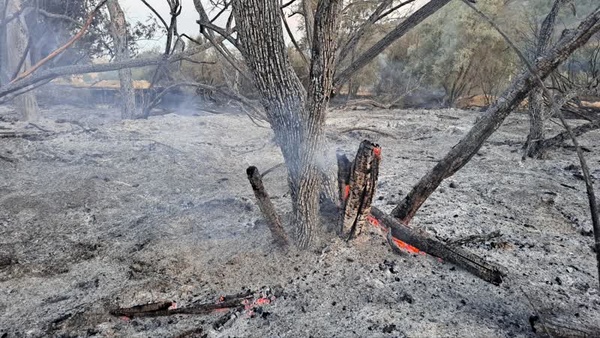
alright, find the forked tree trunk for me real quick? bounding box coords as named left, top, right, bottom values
left=233, top=0, right=342, bottom=249
left=392, top=8, right=600, bottom=223
left=107, top=0, right=137, bottom=120
left=5, top=0, right=40, bottom=121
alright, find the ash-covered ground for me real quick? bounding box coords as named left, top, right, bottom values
left=0, top=104, right=599, bottom=337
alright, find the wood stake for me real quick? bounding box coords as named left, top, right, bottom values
left=246, top=166, right=289, bottom=248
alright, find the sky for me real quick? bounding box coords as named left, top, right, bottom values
left=119, top=0, right=206, bottom=50
left=118, top=0, right=429, bottom=51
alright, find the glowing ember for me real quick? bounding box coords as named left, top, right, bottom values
left=343, top=185, right=350, bottom=201
left=373, top=147, right=382, bottom=159
left=367, top=215, right=423, bottom=254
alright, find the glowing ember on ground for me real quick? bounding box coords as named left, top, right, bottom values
left=367, top=215, right=423, bottom=254
left=343, top=185, right=350, bottom=201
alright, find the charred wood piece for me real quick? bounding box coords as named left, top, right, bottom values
left=370, top=207, right=507, bottom=285
left=110, top=294, right=252, bottom=318
left=246, top=166, right=289, bottom=248
left=338, top=140, right=381, bottom=240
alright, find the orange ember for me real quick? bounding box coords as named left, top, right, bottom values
left=343, top=185, right=350, bottom=201
left=366, top=215, right=422, bottom=254
left=373, top=147, right=382, bottom=159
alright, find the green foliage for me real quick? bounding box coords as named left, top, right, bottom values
left=379, top=0, right=519, bottom=106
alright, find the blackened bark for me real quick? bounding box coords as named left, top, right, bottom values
left=340, top=141, right=381, bottom=240
left=371, top=207, right=507, bottom=285
left=107, top=0, right=137, bottom=119
left=392, top=8, right=600, bottom=223
left=233, top=0, right=342, bottom=249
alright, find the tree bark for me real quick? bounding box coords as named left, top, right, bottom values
left=233, top=0, right=341, bottom=249
left=339, top=141, right=381, bottom=240
left=525, top=0, right=566, bottom=158
left=392, top=7, right=600, bottom=223
left=5, top=0, right=39, bottom=121
left=107, top=0, right=137, bottom=119
left=333, top=0, right=452, bottom=90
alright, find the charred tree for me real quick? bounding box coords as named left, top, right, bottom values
left=524, top=0, right=566, bottom=159
left=107, top=0, right=138, bottom=119
left=338, top=140, right=381, bottom=240
left=233, top=0, right=342, bottom=249
left=392, top=7, right=600, bottom=223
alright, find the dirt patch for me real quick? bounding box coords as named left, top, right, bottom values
left=1, top=105, right=599, bottom=337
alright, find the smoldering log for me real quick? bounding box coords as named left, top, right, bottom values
left=370, top=207, right=507, bottom=285
left=246, top=166, right=289, bottom=248
left=339, top=140, right=381, bottom=240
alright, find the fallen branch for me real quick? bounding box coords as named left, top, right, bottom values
left=110, top=297, right=246, bottom=318
left=246, top=166, right=289, bottom=248
left=371, top=207, right=507, bottom=285
left=461, top=0, right=600, bottom=288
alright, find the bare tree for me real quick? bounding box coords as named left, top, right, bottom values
left=232, top=0, right=342, bottom=248
left=107, top=0, right=137, bottom=119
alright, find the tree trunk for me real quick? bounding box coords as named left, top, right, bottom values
left=107, top=0, right=137, bottom=120
left=233, top=0, right=341, bottom=249
left=392, top=8, right=600, bottom=223
left=5, top=0, right=39, bottom=121
left=524, top=88, right=546, bottom=158
left=303, top=0, right=315, bottom=49
left=525, top=0, right=565, bottom=158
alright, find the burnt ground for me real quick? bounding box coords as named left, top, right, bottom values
left=0, top=104, right=599, bottom=337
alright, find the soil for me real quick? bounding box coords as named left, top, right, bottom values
left=0, top=104, right=599, bottom=338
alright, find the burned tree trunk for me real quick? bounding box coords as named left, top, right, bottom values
left=107, top=0, right=137, bottom=120
left=338, top=140, right=381, bottom=240
left=233, top=0, right=342, bottom=249
left=524, top=0, right=566, bottom=158
left=392, top=8, right=600, bottom=223
left=246, top=166, right=289, bottom=248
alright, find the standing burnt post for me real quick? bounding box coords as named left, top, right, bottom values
left=246, top=166, right=289, bottom=248
left=338, top=140, right=507, bottom=285
left=339, top=140, right=381, bottom=240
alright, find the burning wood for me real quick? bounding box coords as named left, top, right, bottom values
left=370, top=207, right=507, bottom=285
left=339, top=140, right=381, bottom=240
left=338, top=140, right=508, bottom=285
